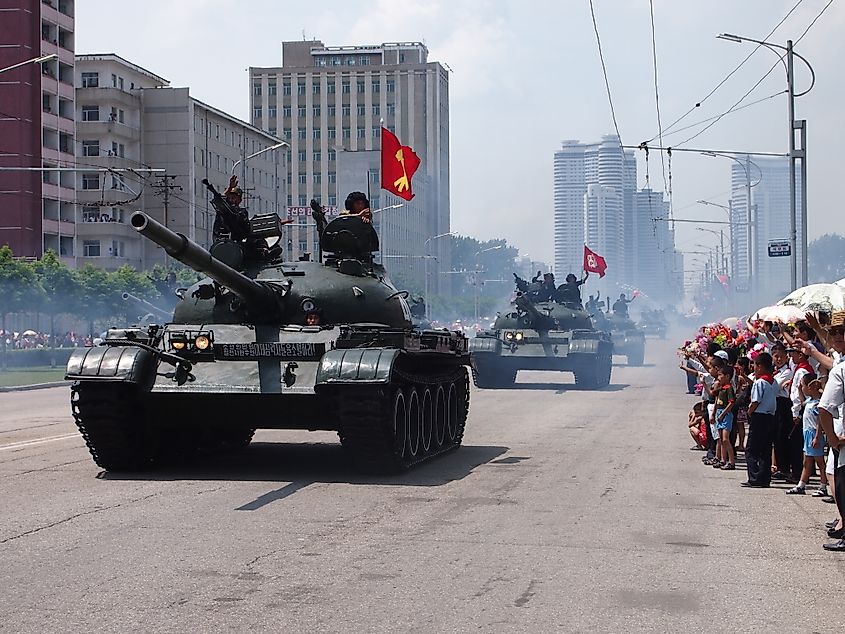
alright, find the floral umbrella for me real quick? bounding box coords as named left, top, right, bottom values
left=753, top=304, right=808, bottom=324
left=777, top=283, right=845, bottom=313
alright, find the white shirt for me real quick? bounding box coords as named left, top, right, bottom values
left=790, top=366, right=810, bottom=418
left=819, top=360, right=845, bottom=468
left=774, top=363, right=793, bottom=399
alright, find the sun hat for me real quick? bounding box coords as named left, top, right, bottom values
left=713, top=350, right=729, bottom=360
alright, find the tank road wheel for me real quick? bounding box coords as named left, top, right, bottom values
left=472, top=363, right=516, bottom=389
left=406, top=388, right=422, bottom=458
left=391, top=388, right=408, bottom=461
left=70, top=382, right=155, bottom=471
left=600, top=353, right=612, bottom=387
left=627, top=345, right=645, bottom=367
left=574, top=356, right=600, bottom=389
left=446, top=382, right=459, bottom=444
left=420, top=388, right=434, bottom=453
left=452, top=368, right=470, bottom=447
left=433, top=385, right=447, bottom=449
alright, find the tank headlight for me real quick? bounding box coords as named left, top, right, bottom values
left=194, top=335, right=211, bottom=350
left=171, top=340, right=186, bottom=350
left=301, top=299, right=316, bottom=313
left=504, top=331, right=514, bottom=341
left=515, top=331, right=524, bottom=341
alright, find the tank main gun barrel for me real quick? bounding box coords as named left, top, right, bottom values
left=514, top=294, right=555, bottom=331
left=130, top=211, right=278, bottom=313
left=121, top=292, right=170, bottom=321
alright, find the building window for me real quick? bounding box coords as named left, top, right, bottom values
left=327, top=105, right=336, bottom=117
left=42, top=94, right=51, bottom=112
left=268, top=127, right=276, bottom=136
left=328, top=171, right=336, bottom=183
left=297, top=150, right=307, bottom=162
left=328, top=195, right=337, bottom=206
left=298, top=173, right=307, bottom=184
left=313, top=151, right=321, bottom=162
left=111, top=73, right=118, bottom=87
left=341, top=105, right=351, bottom=116
left=313, top=173, right=321, bottom=184
left=283, top=127, right=291, bottom=140
left=268, top=105, right=277, bottom=118
left=327, top=128, right=336, bottom=140
left=111, top=240, right=125, bottom=257
left=372, top=81, right=380, bottom=93
left=313, top=129, right=321, bottom=140
left=283, top=105, right=291, bottom=117
left=357, top=105, right=366, bottom=116
left=81, top=72, right=99, bottom=88
left=119, top=77, right=124, bottom=90
left=268, top=81, right=277, bottom=96
left=342, top=81, right=350, bottom=94
left=357, top=80, right=365, bottom=93
left=357, top=126, right=366, bottom=139
left=283, top=82, right=291, bottom=95
left=82, top=173, right=100, bottom=190
left=297, top=82, right=306, bottom=95
left=313, top=105, right=321, bottom=117
left=298, top=195, right=308, bottom=206
left=386, top=103, right=396, bottom=115
left=297, top=105, right=306, bottom=117
left=360, top=56, right=371, bottom=66
left=386, top=79, right=395, bottom=93
left=81, top=105, right=99, bottom=122
left=342, top=127, right=351, bottom=139
left=82, top=140, right=99, bottom=157
left=371, top=196, right=380, bottom=209
left=83, top=240, right=101, bottom=257
left=372, top=104, right=381, bottom=116
left=298, top=127, right=306, bottom=140
left=328, top=149, right=336, bottom=161
left=299, top=240, right=308, bottom=251
left=253, top=107, right=262, bottom=119
left=313, top=84, right=321, bottom=94
left=253, top=83, right=262, bottom=96
left=327, top=83, right=336, bottom=94
left=370, top=170, right=380, bottom=183
left=372, top=127, right=380, bottom=138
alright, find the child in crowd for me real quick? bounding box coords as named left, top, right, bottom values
left=733, top=357, right=752, bottom=452
left=714, top=365, right=737, bottom=470
left=688, top=402, right=708, bottom=450
left=786, top=373, right=830, bottom=496
left=743, top=352, right=778, bottom=488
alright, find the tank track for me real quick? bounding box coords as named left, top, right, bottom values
left=573, top=352, right=612, bottom=388
left=471, top=364, right=516, bottom=389
left=335, top=364, right=470, bottom=474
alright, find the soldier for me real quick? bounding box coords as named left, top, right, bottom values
left=613, top=293, right=635, bottom=316
left=211, top=175, right=250, bottom=242
left=536, top=273, right=557, bottom=302
left=557, top=272, right=589, bottom=307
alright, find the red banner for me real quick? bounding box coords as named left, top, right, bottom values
left=583, top=245, right=607, bottom=278
left=381, top=127, right=420, bottom=201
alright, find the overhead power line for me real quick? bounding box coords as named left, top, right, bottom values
left=648, top=0, right=667, bottom=195
left=588, top=0, right=622, bottom=142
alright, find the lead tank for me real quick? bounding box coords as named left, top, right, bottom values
left=66, top=187, right=470, bottom=474
left=469, top=275, right=612, bottom=388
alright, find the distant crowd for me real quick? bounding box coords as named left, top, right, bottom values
left=1, top=330, right=96, bottom=350
left=679, top=313, right=845, bottom=553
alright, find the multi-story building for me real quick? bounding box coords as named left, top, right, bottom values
left=730, top=155, right=803, bottom=305
left=553, top=136, right=636, bottom=292
left=0, top=0, right=76, bottom=262
left=249, top=40, right=451, bottom=294
left=73, top=54, right=282, bottom=270
left=631, top=188, right=682, bottom=303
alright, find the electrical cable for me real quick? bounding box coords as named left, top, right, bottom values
left=588, top=0, right=622, bottom=143
left=660, top=90, right=786, bottom=139
left=648, top=0, right=667, bottom=194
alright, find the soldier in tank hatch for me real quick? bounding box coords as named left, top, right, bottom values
left=613, top=293, right=635, bottom=316
left=557, top=272, right=590, bottom=307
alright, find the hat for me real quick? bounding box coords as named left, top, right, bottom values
left=713, top=350, right=729, bottom=360
left=829, top=310, right=845, bottom=329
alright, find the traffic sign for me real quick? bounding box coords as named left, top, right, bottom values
left=768, top=240, right=791, bottom=258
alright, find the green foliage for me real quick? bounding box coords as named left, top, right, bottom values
left=809, top=234, right=845, bottom=283
left=33, top=250, right=79, bottom=318
left=0, top=246, right=41, bottom=319
left=447, top=235, right=518, bottom=303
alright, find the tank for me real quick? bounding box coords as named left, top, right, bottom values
left=638, top=309, right=668, bottom=340
left=66, top=192, right=470, bottom=474
left=469, top=275, right=613, bottom=388
left=593, top=310, right=646, bottom=366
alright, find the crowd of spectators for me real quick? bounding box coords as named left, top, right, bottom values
left=679, top=311, right=845, bottom=553
left=0, top=330, right=95, bottom=349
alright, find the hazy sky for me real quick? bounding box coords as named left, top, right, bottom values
left=76, top=0, right=844, bottom=268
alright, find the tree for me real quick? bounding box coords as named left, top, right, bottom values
left=0, top=246, right=42, bottom=369
left=75, top=264, right=119, bottom=337
left=808, top=234, right=845, bottom=284
left=33, top=250, right=79, bottom=353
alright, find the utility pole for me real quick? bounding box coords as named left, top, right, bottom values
left=787, top=39, right=797, bottom=292
left=152, top=174, right=182, bottom=268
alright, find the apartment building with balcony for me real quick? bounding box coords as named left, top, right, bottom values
left=0, top=0, right=76, bottom=261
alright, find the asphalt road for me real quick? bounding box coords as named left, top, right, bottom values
left=1, top=338, right=842, bottom=633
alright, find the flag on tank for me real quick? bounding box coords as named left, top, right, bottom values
left=583, top=245, right=607, bottom=278
left=381, top=127, right=421, bottom=201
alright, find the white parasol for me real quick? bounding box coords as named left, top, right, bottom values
left=777, top=283, right=845, bottom=313
left=752, top=304, right=808, bottom=324
left=21, top=330, right=37, bottom=337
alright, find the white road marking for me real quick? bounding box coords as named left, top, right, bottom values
left=0, top=433, right=80, bottom=452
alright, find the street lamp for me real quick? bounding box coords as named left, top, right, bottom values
left=423, top=232, right=456, bottom=322
left=0, top=53, right=57, bottom=75
left=474, top=245, right=504, bottom=323
left=697, top=200, right=733, bottom=280
left=718, top=32, right=815, bottom=288
left=695, top=227, right=726, bottom=276
left=701, top=152, right=761, bottom=298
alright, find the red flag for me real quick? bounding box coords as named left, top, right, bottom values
left=583, top=245, right=607, bottom=278
left=381, top=127, right=420, bottom=201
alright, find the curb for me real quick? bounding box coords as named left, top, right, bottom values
left=0, top=381, right=68, bottom=393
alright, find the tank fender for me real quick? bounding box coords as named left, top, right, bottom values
left=315, top=348, right=400, bottom=385
left=66, top=345, right=157, bottom=389
left=468, top=337, right=500, bottom=353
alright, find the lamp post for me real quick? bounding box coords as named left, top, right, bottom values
left=696, top=200, right=734, bottom=281
left=718, top=33, right=815, bottom=289
left=474, top=245, right=504, bottom=323
left=423, top=232, right=456, bottom=322
left=695, top=228, right=726, bottom=276
left=0, top=53, right=57, bottom=75
left=701, top=152, right=761, bottom=300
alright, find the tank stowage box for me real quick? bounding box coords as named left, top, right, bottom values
left=469, top=275, right=613, bottom=388
left=66, top=201, right=470, bottom=474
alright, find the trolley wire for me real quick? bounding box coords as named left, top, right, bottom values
left=588, top=0, right=622, bottom=143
